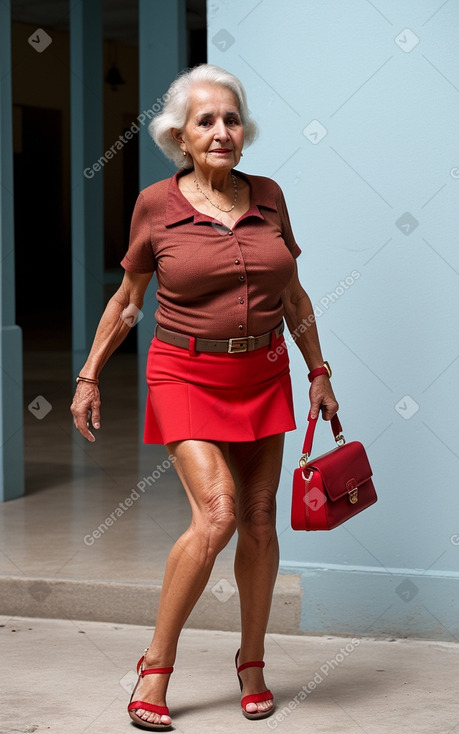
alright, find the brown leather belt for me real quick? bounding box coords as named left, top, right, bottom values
left=155, top=322, right=284, bottom=354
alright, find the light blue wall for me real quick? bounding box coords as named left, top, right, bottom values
left=208, top=0, right=459, bottom=640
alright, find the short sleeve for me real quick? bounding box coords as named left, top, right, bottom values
left=277, top=187, right=302, bottom=259
left=120, top=192, right=157, bottom=273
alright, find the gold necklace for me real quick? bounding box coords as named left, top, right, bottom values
left=194, top=173, right=238, bottom=212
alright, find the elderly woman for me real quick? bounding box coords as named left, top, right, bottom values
left=71, top=63, right=338, bottom=730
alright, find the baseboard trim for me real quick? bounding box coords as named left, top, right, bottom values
left=279, top=563, right=459, bottom=641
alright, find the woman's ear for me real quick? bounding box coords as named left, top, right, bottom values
left=171, top=128, right=184, bottom=147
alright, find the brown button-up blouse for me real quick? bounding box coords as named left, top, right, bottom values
left=120, top=169, right=301, bottom=339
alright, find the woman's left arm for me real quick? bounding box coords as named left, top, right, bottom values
left=282, top=263, right=339, bottom=420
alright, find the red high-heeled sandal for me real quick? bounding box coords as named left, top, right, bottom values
left=128, top=651, right=174, bottom=731
left=235, top=649, right=274, bottom=720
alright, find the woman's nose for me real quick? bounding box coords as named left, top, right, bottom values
left=214, top=119, right=230, bottom=140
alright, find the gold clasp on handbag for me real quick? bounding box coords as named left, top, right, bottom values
left=346, top=478, right=358, bottom=504
left=335, top=433, right=346, bottom=447
left=299, top=453, right=309, bottom=468
left=349, top=488, right=358, bottom=504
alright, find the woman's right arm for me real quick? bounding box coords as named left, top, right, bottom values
left=70, top=270, right=154, bottom=442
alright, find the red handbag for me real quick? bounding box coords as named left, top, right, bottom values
left=291, top=414, right=377, bottom=531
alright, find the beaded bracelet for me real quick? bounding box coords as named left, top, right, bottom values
left=76, top=375, right=99, bottom=385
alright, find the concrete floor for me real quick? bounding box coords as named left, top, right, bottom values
left=1, top=616, right=459, bottom=733
left=1, top=347, right=459, bottom=733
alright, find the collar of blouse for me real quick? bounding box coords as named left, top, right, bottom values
left=165, top=169, right=279, bottom=227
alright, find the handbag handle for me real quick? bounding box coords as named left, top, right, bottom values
left=299, top=412, right=345, bottom=467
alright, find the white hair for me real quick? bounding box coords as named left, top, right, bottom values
left=148, top=64, right=259, bottom=168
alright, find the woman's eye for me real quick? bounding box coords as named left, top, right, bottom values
left=198, top=118, right=240, bottom=127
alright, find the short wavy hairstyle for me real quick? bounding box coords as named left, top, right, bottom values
left=148, top=64, right=259, bottom=168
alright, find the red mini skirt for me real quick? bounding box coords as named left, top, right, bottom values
left=143, top=328, right=296, bottom=445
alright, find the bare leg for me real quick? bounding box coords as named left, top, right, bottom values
left=229, top=433, right=285, bottom=716
left=132, top=439, right=236, bottom=726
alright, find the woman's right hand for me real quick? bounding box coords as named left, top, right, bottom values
left=70, top=382, right=101, bottom=442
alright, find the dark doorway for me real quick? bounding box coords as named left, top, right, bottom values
left=14, top=105, right=71, bottom=350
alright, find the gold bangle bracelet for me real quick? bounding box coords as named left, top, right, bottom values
left=76, top=376, right=99, bottom=385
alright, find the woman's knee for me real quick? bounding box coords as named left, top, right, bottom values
left=237, top=489, right=277, bottom=542
left=194, top=480, right=237, bottom=555
left=170, top=440, right=237, bottom=543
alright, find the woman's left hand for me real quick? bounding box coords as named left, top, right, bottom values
left=309, top=375, right=339, bottom=420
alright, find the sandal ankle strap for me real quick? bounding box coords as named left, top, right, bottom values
left=136, top=654, right=174, bottom=676
left=141, top=666, right=174, bottom=677
left=237, top=659, right=265, bottom=674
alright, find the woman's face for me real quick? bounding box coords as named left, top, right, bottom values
left=176, top=83, right=245, bottom=175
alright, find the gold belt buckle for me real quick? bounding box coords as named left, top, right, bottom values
left=228, top=337, right=248, bottom=353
